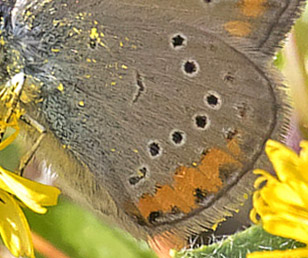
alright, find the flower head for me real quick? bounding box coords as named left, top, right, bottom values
left=248, top=139, right=308, bottom=257
left=0, top=165, right=61, bottom=258
left=0, top=73, right=61, bottom=257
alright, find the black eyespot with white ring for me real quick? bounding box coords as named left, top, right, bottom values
left=193, top=113, right=210, bottom=130
left=204, top=91, right=222, bottom=110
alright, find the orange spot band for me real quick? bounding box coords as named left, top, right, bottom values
left=138, top=146, right=242, bottom=220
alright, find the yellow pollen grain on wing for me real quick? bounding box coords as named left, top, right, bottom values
left=0, top=36, right=5, bottom=46
left=224, top=21, right=252, bottom=37
left=211, top=218, right=226, bottom=231
left=72, top=27, right=81, bottom=34
left=240, top=0, right=267, bottom=18
left=90, top=27, right=99, bottom=40
left=99, top=42, right=107, bottom=48
left=51, top=48, right=60, bottom=53
left=57, top=83, right=64, bottom=92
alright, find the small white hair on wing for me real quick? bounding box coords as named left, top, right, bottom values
left=11, top=0, right=28, bottom=29
left=36, top=160, right=58, bottom=186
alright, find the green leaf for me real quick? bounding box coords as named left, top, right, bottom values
left=24, top=197, right=157, bottom=258
left=172, top=225, right=305, bottom=258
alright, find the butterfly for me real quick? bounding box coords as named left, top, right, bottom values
left=0, top=0, right=305, bottom=256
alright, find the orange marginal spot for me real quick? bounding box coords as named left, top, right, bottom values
left=137, top=146, right=242, bottom=220
left=240, top=0, right=267, bottom=18
left=224, top=21, right=252, bottom=37
left=227, top=138, right=241, bottom=157
left=148, top=233, right=185, bottom=258
left=32, top=231, right=69, bottom=258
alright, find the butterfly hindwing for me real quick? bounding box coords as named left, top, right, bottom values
left=8, top=0, right=301, bottom=243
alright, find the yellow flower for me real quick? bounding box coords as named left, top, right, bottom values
left=248, top=139, right=308, bottom=258
left=0, top=72, right=61, bottom=257
left=0, top=166, right=61, bottom=258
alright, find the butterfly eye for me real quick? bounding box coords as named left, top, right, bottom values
left=193, top=114, right=210, bottom=130
left=182, top=60, right=199, bottom=77
left=148, top=141, right=162, bottom=158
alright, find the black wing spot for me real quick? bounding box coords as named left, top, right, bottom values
left=182, top=60, right=199, bottom=77
left=148, top=141, right=162, bottom=158
left=89, top=39, right=97, bottom=49
left=170, top=130, right=186, bottom=146
left=128, top=176, right=140, bottom=185
left=193, top=114, right=210, bottom=130
left=148, top=211, right=161, bottom=224
left=129, top=166, right=148, bottom=185
left=204, top=91, right=222, bottom=110
left=194, top=188, right=208, bottom=203
left=171, top=34, right=187, bottom=49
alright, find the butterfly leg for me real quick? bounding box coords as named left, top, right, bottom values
left=18, top=114, right=46, bottom=176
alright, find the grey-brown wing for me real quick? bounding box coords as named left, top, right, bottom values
left=9, top=0, right=299, bottom=242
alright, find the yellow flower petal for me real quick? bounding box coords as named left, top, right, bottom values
left=265, top=140, right=304, bottom=183
left=253, top=169, right=271, bottom=188
left=262, top=213, right=308, bottom=245
left=252, top=191, right=272, bottom=218
left=261, top=180, right=306, bottom=209
left=247, top=247, right=308, bottom=258
left=0, top=166, right=60, bottom=213
left=0, top=190, right=34, bottom=258
left=251, top=140, right=308, bottom=257
left=249, top=206, right=259, bottom=224
left=0, top=120, right=19, bottom=151
left=299, top=141, right=308, bottom=163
